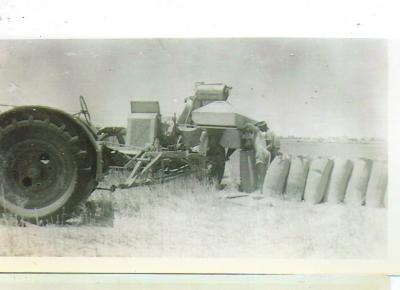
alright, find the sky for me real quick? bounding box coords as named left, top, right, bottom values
left=0, top=38, right=387, bottom=138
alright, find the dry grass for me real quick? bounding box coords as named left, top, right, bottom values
left=0, top=142, right=387, bottom=258
left=0, top=174, right=386, bottom=258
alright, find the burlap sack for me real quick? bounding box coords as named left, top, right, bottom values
left=284, top=155, right=310, bottom=201
left=325, top=158, right=353, bottom=204
left=365, top=160, right=387, bottom=208
left=304, top=157, right=333, bottom=204
left=263, top=155, right=290, bottom=197
left=344, top=158, right=373, bottom=206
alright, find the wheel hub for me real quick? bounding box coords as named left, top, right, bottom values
left=26, top=166, right=41, bottom=179
left=10, top=141, right=56, bottom=192
left=2, top=138, right=74, bottom=209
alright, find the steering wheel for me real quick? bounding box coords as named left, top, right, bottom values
left=79, top=95, right=92, bottom=124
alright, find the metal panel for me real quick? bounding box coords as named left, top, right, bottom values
left=130, top=101, right=160, bottom=114
left=192, top=101, right=256, bottom=128
left=126, top=113, right=158, bottom=148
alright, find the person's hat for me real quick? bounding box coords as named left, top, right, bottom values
left=255, top=121, right=268, bottom=131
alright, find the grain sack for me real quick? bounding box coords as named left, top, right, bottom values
left=303, top=158, right=333, bottom=204
left=365, top=161, right=387, bottom=208
left=325, top=158, right=353, bottom=204
left=344, top=158, right=372, bottom=206
left=284, top=155, right=310, bottom=201
left=240, top=150, right=258, bottom=193
left=263, top=155, right=290, bottom=197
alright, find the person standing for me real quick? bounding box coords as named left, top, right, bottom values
left=198, top=129, right=226, bottom=189
left=244, top=123, right=271, bottom=194
left=256, top=121, right=280, bottom=161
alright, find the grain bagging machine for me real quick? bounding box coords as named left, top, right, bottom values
left=0, top=83, right=271, bottom=222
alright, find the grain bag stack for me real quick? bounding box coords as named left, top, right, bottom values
left=325, top=158, right=353, bottom=204
left=365, top=160, right=387, bottom=208
left=284, top=155, right=310, bottom=201
left=344, top=158, right=373, bottom=206
left=303, top=157, right=333, bottom=204
left=263, top=155, right=290, bottom=197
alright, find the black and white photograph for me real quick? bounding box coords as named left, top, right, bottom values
left=0, top=38, right=389, bottom=260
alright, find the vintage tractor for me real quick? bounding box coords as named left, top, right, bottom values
left=0, top=83, right=271, bottom=222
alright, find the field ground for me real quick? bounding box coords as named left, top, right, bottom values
left=0, top=141, right=387, bottom=257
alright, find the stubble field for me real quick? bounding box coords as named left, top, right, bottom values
left=0, top=140, right=387, bottom=258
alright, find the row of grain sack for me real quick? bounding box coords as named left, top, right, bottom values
left=262, top=155, right=388, bottom=207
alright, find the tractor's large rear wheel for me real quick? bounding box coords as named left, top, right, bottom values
left=0, top=114, right=97, bottom=223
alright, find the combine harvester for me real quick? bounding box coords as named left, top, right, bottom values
left=0, top=83, right=387, bottom=223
